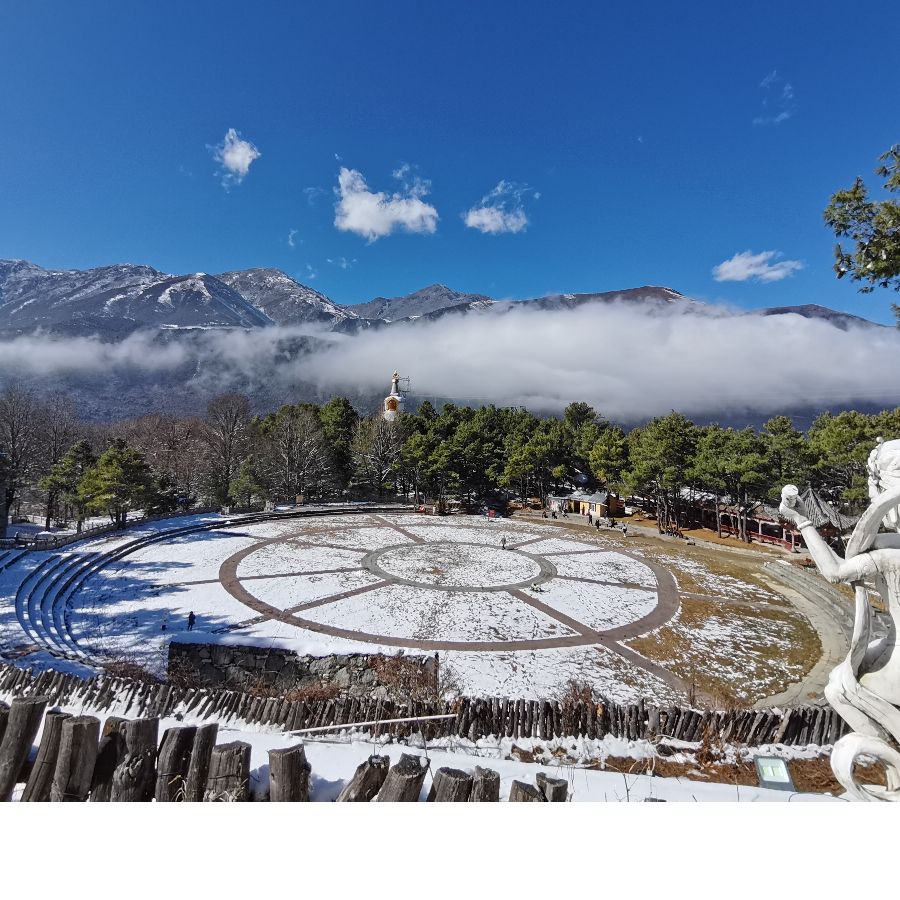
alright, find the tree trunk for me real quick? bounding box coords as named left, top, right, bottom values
left=509, top=780, right=546, bottom=802
left=203, top=741, right=251, bottom=802
left=426, top=767, right=472, bottom=802
left=90, top=729, right=127, bottom=802
left=155, top=726, right=197, bottom=802
left=376, top=753, right=428, bottom=802
left=536, top=771, right=568, bottom=802
left=183, top=721, right=218, bottom=802
left=110, top=718, right=159, bottom=802
left=470, top=766, right=500, bottom=802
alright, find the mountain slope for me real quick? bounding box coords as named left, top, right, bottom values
left=215, top=268, right=357, bottom=328
left=347, top=283, right=496, bottom=321
left=748, top=304, right=885, bottom=330
left=0, top=259, right=273, bottom=340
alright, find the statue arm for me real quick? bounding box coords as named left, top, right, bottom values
left=779, top=486, right=875, bottom=584
left=795, top=520, right=877, bottom=583
left=872, top=533, right=900, bottom=550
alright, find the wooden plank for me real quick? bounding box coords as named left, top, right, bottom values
left=269, top=744, right=311, bottom=802
left=51, top=715, right=100, bottom=802
left=110, top=718, right=159, bottom=802
left=336, top=755, right=390, bottom=802
left=203, top=741, right=251, bottom=802
left=427, top=767, right=472, bottom=802
left=536, top=771, right=568, bottom=802
left=21, top=711, right=72, bottom=802
left=155, top=726, right=197, bottom=802
left=0, top=695, right=49, bottom=801
left=0, top=701, right=8, bottom=749
left=182, top=721, right=219, bottom=802
left=376, top=753, right=429, bottom=802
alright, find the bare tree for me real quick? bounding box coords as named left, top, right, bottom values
left=352, top=416, right=403, bottom=497
left=38, top=392, right=81, bottom=528
left=260, top=406, right=332, bottom=501
left=0, top=384, right=41, bottom=536
left=203, top=394, right=250, bottom=505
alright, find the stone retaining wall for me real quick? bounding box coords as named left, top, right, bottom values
left=168, top=641, right=437, bottom=699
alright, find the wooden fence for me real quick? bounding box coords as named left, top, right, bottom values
left=0, top=662, right=845, bottom=749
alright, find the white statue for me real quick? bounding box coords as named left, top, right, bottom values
left=779, top=438, right=900, bottom=801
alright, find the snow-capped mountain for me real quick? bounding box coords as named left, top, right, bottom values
left=0, top=260, right=273, bottom=339
left=215, top=267, right=358, bottom=328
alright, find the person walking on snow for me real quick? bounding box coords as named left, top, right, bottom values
left=501, top=536, right=507, bottom=550
left=187, top=611, right=196, bottom=631
left=622, top=524, right=628, bottom=538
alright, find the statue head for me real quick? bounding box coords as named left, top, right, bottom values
left=868, top=437, right=900, bottom=530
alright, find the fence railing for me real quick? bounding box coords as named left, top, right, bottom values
left=0, top=661, right=843, bottom=749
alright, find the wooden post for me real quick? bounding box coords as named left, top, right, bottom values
left=376, top=753, right=429, bottom=802
left=336, top=755, right=390, bottom=802
left=155, top=726, right=197, bottom=802
left=51, top=715, right=100, bottom=802
left=110, top=717, right=159, bottom=802
left=0, top=701, right=9, bottom=748
left=203, top=741, right=251, bottom=802
left=536, top=771, right=568, bottom=802
left=21, top=711, right=71, bottom=802
left=426, top=767, right=472, bottom=802
left=90, top=728, right=127, bottom=802
left=470, top=766, right=500, bottom=802
left=509, top=780, right=546, bottom=802
left=268, top=744, right=311, bottom=802
left=183, top=722, right=218, bottom=802
left=0, top=695, right=49, bottom=801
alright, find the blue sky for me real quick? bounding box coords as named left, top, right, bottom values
left=1, top=1, right=899, bottom=321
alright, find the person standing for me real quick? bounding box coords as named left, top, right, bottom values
left=187, top=611, right=196, bottom=631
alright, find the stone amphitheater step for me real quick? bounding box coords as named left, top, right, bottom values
left=0, top=549, right=28, bottom=572
left=39, top=553, right=99, bottom=657
left=27, top=554, right=74, bottom=650
left=14, top=553, right=64, bottom=647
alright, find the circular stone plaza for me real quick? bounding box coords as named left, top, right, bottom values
left=1, top=508, right=823, bottom=705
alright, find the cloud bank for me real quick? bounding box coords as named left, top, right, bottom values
left=334, top=167, right=438, bottom=241
left=210, top=128, right=261, bottom=186
left=712, top=250, right=803, bottom=283
left=2, top=304, right=897, bottom=425
left=464, top=181, right=532, bottom=234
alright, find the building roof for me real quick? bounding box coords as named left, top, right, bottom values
left=798, top=488, right=860, bottom=532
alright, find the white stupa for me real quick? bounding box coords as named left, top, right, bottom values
left=383, top=371, right=405, bottom=422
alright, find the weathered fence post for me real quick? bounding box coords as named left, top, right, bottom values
left=0, top=695, right=49, bottom=801
left=0, top=701, right=9, bottom=748
left=90, top=724, right=127, bottom=802
left=470, top=766, right=500, bottom=802
left=204, top=741, right=251, bottom=802
left=536, top=771, right=568, bottom=802
left=336, top=755, right=390, bottom=802
left=155, top=726, right=197, bottom=802
left=51, top=715, right=100, bottom=802
left=427, top=767, right=473, bottom=802
left=183, top=722, right=218, bottom=802
left=376, top=753, right=429, bottom=802
left=268, top=744, right=311, bottom=802
left=110, top=718, right=159, bottom=802
left=509, top=780, right=546, bottom=802
left=21, top=710, right=71, bottom=802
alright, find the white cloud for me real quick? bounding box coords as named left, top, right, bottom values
left=334, top=167, right=439, bottom=241
left=464, top=181, right=532, bottom=234
left=287, top=229, right=299, bottom=248
left=209, top=128, right=261, bottom=187
left=712, top=250, right=803, bottom=283
left=327, top=257, right=354, bottom=269
left=753, top=71, right=796, bottom=125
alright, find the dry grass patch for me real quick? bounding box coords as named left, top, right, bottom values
left=626, top=596, right=820, bottom=704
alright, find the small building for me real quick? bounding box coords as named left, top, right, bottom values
left=547, top=491, right=619, bottom=517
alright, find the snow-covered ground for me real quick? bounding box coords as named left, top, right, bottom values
left=0, top=512, right=822, bottom=707
left=5, top=512, right=684, bottom=701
